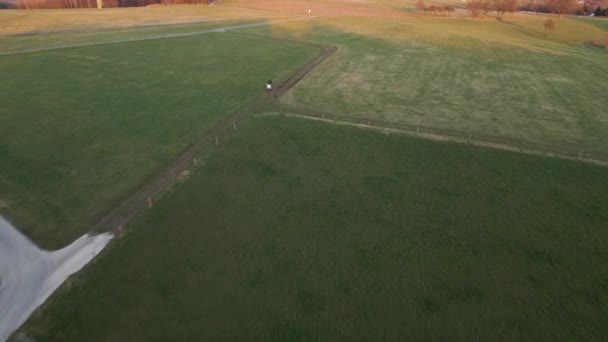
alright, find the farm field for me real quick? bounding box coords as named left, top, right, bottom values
left=0, top=19, right=271, bottom=53
left=241, top=11, right=608, bottom=155
left=2, top=0, right=608, bottom=340
left=0, top=29, right=320, bottom=248
left=0, top=4, right=282, bottom=34
left=18, top=115, right=608, bottom=341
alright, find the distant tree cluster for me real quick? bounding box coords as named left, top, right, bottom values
left=15, top=0, right=208, bottom=8
left=466, top=0, right=518, bottom=18
left=416, top=1, right=455, bottom=15
left=589, top=5, right=608, bottom=15
left=518, top=0, right=605, bottom=15
left=0, top=0, right=15, bottom=8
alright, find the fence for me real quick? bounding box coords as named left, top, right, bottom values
left=273, top=103, right=608, bottom=167
left=90, top=38, right=337, bottom=237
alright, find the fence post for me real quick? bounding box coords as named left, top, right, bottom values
left=215, top=136, right=219, bottom=146
left=147, top=196, right=152, bottom=209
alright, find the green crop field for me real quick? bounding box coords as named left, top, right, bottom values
left=0, top=30, right=319, bottom=248
left=20, top=115, right=608, bottom=341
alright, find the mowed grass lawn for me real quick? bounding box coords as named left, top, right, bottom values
left=21, top=116, right=608, bottom=341
left=0, top=31, right=319, bottom=248
left=246, top=14, right=608, bottom=154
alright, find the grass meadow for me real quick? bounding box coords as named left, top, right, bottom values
left=0, top=4, right=282, bottom=34
left=244, top=13, right=608, bottom=155
left=19, top=115, right=608, bottom=341
left=0, top=31, right=319, bottom=248
left=2, top=1, right=608, bottom=340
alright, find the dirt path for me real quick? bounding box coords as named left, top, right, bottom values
left=0, top=30, right=334, bottom=342
left=1, top=32, right=335, bottom=342
left=89, top=34, right=337, bottom=237
left=0, top=16, right=319, bottom=56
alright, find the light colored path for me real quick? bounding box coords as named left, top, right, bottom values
left=0, top=216, right=113, bottom=342
left=0, top=16, right=319, bottom=56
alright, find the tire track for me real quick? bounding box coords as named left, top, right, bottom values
left=0, top=16, right=319, bottom=56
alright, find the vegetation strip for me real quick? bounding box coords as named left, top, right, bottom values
left=276, top=107, right=608, bottom=167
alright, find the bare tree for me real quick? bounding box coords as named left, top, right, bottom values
left=415, top=0, right=425, bottom=12
left=467, top=0, right=483, bottom=18
left=481, top=0, right=493, bottom=14
left=493, top=0, right=518, bottom=17
left=545, top=0, right=579, bottom=15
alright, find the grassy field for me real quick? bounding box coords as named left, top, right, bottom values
left=0, top=31, right=319, bottom=248
left=0, top=4, right=281, bottom=34
left=0, top=18, right=274, bottom=53
left=19, top=115, right=608, bottom=341
left=577, top=17, right=608, bottom=31
left=3, top=1, right=608, bottom=339
left=240, top=11, right=608, bottom=155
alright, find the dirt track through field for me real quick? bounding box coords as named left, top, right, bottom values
left=89, top=33, right=337, bottom=237
left=0, top=27, right=335, bottom=342
left=0, top=16, right=319, bottom=56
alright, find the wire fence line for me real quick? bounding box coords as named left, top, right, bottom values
left=273, top=104, right=608, bottom=167
left=90, top=93, right=267, bottom=237
left=90, top=40, right=337, bottom=237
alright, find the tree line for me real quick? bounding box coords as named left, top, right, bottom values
left=588, top=5, right=608, bottom=16
left=416, top=0, right=608, bottom=17
left=12, top=0, right=208, bottom=9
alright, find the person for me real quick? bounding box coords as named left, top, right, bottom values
left=266, top=79, right=273, bottom=91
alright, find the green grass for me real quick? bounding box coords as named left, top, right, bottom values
left=0, top=5, right=279, bottom=34
left=20, top=115, right=608, bottom=341
left=0, top=32, right=319, bottom=248
left=577, top=17, right=608, bottom=31
left=0, top=19, right=268, bottom=53
left=245, top=15, right=608, bottom=155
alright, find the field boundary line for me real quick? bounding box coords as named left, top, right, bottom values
left=271, top=108, right=608, bottom=167
left=0, top=17, right=273, bottom=37
left=88, top=36, right=336, bottom=236
left=0, top=16, right=320, bottom=56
